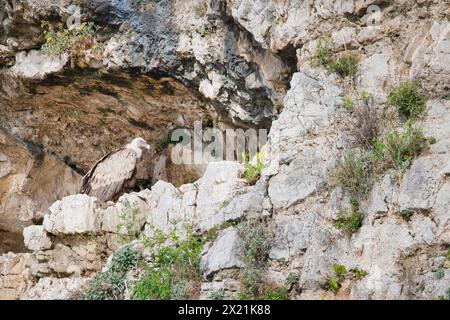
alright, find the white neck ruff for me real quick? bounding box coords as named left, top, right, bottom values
left=126, top=144, right=143, bottom=159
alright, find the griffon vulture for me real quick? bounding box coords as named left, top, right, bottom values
left=80, top=137, right=151, bottom=202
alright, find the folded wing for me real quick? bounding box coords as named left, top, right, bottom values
left=80, top=148, right=137, bottom=202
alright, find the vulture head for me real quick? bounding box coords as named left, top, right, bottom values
left=126, top=137, right=151, bottom=159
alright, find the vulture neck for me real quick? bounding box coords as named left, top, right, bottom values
left=126, top=144, right=143, bottom=159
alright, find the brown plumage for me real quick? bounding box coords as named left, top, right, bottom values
left=80, top=138, right=150, bottom=202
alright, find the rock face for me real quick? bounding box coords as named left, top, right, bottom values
left=200, top=227, right=244, bottom=278
left=0, top=129, right=81, bottom=253
left=1, top=0, right=450, bottom=300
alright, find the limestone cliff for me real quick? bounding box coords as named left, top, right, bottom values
left=0, top=0, right=449, bottom=300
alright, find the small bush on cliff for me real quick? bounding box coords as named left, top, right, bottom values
left=236, top=219, right=282, bottom=299
left=351, top=104, right=381, bottom=150
left=132, top=227, right=204, bottom=300
left=349, top=267, right=368, bottom=280
left=84, top=246, right=141, bottom=300
left=388, top=81, right=427, bottom=118
left=330, top=54, right=359, bottom=78
left=333, top=150, right=373, bottom=195
left=117, top=200, right=141, bottom=243
left=260, top=287, right=288, bottom=300
left=334, top=122, right=429, bottom=195
left=313, top=41, right=359, bottom=78
left=236, top=220, right=265, bottom=297
left=243, top=152, right=265, bottom=185
left=313, top=41, right=333, bottom=68
left=326, top=264, right=346, bottom=294
left=343, top=96, right=355, bottom=111
left=41, top=22, right=100, bottom=56
left=334, top=197, right=364, bottom=234
left=373, top=121, right=428, bottom=172
left=326, top=264, right=367, bottom=294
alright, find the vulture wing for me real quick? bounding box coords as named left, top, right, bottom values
left=80, top=148, right=137, bottom=202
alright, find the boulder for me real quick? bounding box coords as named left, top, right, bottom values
left=12, top=50, right=69, bottom=80
left=43, top=195, right=100, bottom=235
left=23, top=226, right=52, bottom=252
left=200, top=227, right=244, bottom=278
left=196, top=162, right=245, bottom=229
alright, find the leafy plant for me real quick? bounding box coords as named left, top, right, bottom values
left=208, top=289, right=226, bottom=300
left=333, top=150, right=373, bottom=195
left=334, top=198, right=364, bottom=234
left=326, top=277, right=341, bottom=294
left=333, top=264, right=347, bottom=279
left=132, top=227, right=204, bottom=300
left=401, top=209, right=414, bottom=222
left=373, top=121, right=428, bottom=172
left=312, top=41, right=358, bottom=78
left=388, top=81, right=427, bottom=118
left=117, top=200, right=141, bottom=243
left=435, top=269, right=445, bottom=280
left=132, top=268, right=172, bottom=300
left=237, top=219, right=272, bottom=299
left=330, top=53, right=359, bottom=78
left=286, top=273, right=299, bottom=290
left=326, top=264, right=367, bottom=294
left=313, top=41, right=333, bottom=68
left=360, top=90, right=371, bottom=105
left=41, top=21, right=100, bottom=57
left=200, top=24, right=216, bottom=36
left=349, top=267, right=368, bottom=280
left=260, top=288, right=288, bottom=300
left=84, top=246, right=141, bottom=300
left=343, top=96, right=355, bottom=111
left=351, top=104, right=381, bottom=150
left=243, top=152, right=265, bottom=185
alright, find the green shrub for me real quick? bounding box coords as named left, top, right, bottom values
left=313, top=41, right=358, bottom=78
left=326, top=277, right=341, bottom=294
left=208, top=289, right=226, bottom=300
left=349, top=267, right=368, bottom=280
left=360, top=90, right=371, bottom=105
left=334, top=198, right=364, bottom=234
left=351, top=104, right=381, bottom=150
left=326, top=264, right=345, bottom=293
left=84, top=246, right=141, bottom=300
left=435, top=269, right=445, bottom=280
left=132, top=268, right=172, bottom=300
left=313, top=41, right=333, bottom=68
left=41, top=22, right=100, bottom=56
left=117, top=200, right=141, bottom=243
left=237, top=219, right=272, bottom=299
left=132, top=227, right=204, bottom=300
left=333, top=150, right=373, bottom=195
left=343, top=96, right=355, bottom=111
left=388, top=81, right=427, bottom=118
left=428, top=137, right=437, bottom=145
left=401, top=209, right=414, bottom=222
left=373, top=121, right=428, bottom=172
left=286, top=273, right=299, bottom=290
left=332, top=264, right=347, bottom=278
left=326, top=264, right=367, bottom=294
left=243, top=152, right=265, bottom=185
left=260, top=288, right=288, bottom=300
left=329, top=54, right=359, bottom=78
